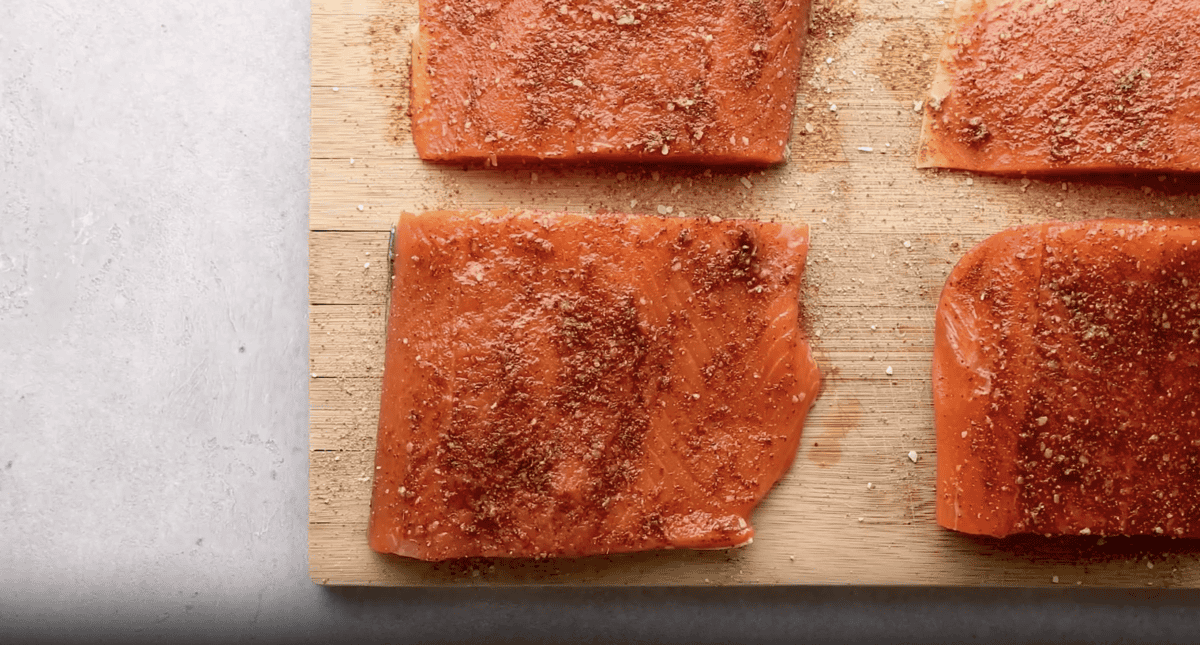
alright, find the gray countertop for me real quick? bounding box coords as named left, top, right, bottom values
left=2, top=1, right=1198, bottom=642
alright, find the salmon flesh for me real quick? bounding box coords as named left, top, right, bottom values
left=369, top=210, right=821, bottom=559
left=935, top=219, right=1200, bottom=537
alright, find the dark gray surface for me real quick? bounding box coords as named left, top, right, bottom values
left=2, top=2, right=1199, bottom=643
left=13, top=586, right=1200, bottom=643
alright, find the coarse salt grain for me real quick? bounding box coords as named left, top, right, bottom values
left=908, top=451, right=919, bottom=463
left=885, top=366, right=893, bottom=376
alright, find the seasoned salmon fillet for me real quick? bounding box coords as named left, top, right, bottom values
left=934, top=219, right=1200, bottom=538
left=918, top=0, right=1200, bottom=174
left=369, top=210, right=821, bottom=560
left=411, top=0, right=812, bottom=165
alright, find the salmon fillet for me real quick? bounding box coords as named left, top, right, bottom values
left=917, top=0, right=1200, bottom=174
left=934, top=219, right=1200, bottom=538
left=410, top=0, right=812, bottom=165
left=369, top=210, right=821, bottom=560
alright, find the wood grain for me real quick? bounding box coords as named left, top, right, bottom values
left=310, top=0, right=1200, bottom=587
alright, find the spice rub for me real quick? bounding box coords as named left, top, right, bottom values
left=411, top=0, right=812, bottom=165
left=369, top=210, right=821, bottom=560
left=934, top=219, right=1200, bottom=538
left=918, top=0, right=1200, bottom=174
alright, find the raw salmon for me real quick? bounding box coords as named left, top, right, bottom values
left=918, top=0, right=1200, bottom=174
left=410, top=0, right=812, bottom=165
left=934, top=219, right=1200, bottom=538
left=369, top=210, right=821, bottom=560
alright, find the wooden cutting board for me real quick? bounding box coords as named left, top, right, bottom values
left=309, top=0, right=1200, bottom=586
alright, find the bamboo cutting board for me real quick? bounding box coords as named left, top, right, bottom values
left=309, top=0, right=1200, bottom=586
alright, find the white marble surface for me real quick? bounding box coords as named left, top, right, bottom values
left=2, top=1, right=310, bottom=639
left=2, top=2, right=1199, bottom=643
